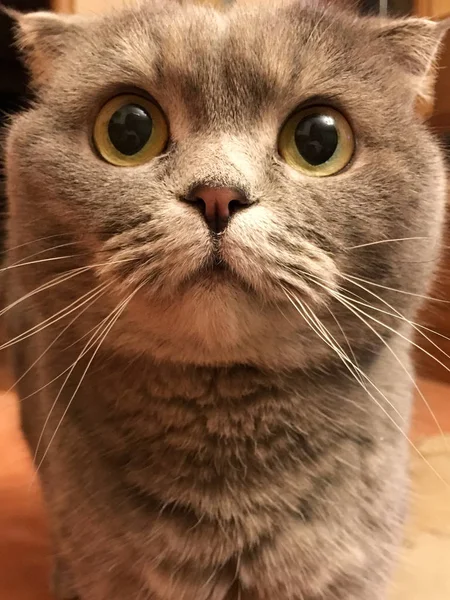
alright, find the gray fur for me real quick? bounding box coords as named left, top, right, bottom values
left=3, top=0, right=449, bottom=598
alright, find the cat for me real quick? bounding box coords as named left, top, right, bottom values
left=3, top=0, right=449, bottom=598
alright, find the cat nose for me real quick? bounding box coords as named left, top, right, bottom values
left=185, top=185, right=250, bottom=233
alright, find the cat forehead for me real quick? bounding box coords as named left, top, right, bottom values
left=100, top=2, right=354, bottom=76
left=15, top=0, right=449, bottom=122
left=59, top=2, right=370, bottom=128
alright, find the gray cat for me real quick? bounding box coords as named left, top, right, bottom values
left=3, top=0, right=449, bottom=598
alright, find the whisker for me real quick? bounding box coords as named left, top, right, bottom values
left=344, top=273, right=450, bottom=304
left=3, top=282, right=113, bottom=399
left=332, top=282, right=450, bottom=363
left=292, top=268, right=450, bottom=449
left=0, top=272, right=115, bottom=351
left=282, top=286, right=404, bottom=422
left=32, top=296, right=122, bottom=469
left=0, top=254, right=88, bottom=273
left=1, top=259, right=135, bottom=410
left=3, top=233, right=75, bottom=255
left=281, top=287, right=450, bottom=490
left=7, top=241, right=82, bottom=268
left=0, top=266, right=93, bottom=319
left=345, top=236, right=429, bottom=251
left=331, top=289, right=449, bottom=451
left=332, top=277, right=450, bottom=379
left=0, top=257, right=133, bottom=321
left=33, top=282, right=145, bottom=482
left=323, top=304, right=364, bottom=386
left=9, top=288, right=122, bottom=408
left=284, top=263, right=450, bottom=349
left=2, top=230, right=152, bottom=256
left=3, top=245, right=129, bottom=267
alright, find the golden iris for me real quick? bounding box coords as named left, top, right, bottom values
left=93, top=94, right=168, bottom=166
left=278, top=106, right=354, bottom=176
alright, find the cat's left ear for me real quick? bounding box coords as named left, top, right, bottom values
left=374, top=17, right=450, bottom=101
left=1, top=7, right=87, bottom=87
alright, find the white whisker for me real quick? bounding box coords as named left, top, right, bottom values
left=345, top=236, right=429, bottom=250
left=0, top=258, right=134, bottom=349
left=32, top=294, right=129, bottom=466
left=336, top=280, right=450, bottom=380
left=0, top=254, right=84, bottom=273
left=0, top=266, right=94, bottom=319
left=345, top=273, right=449, bottom=304
left=12, top=293, right=125, bottom=408
left=333, top=282, right=450, bottom=363
left=3, top=282, right=112, bottom=399
left=294, top=269, right=450, bottom=451
left=32, top=282, right=144, bottom=482
left=8, top=241, right=82, bottom=268
left=282, top=286, right=404, bottom=422
left=0, top=277, right=107, bottom=351
left=331, top=289, right=450, bottom=452
left=4, top=233, right=75, bottom=254
left=323, top=304, right=364, bottom=386
left=285, top=263, right=450, bottom=357
left=281, top=286, right=450, bottom=490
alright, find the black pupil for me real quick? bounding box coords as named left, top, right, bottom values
left=108, top=104, right=153, bottom=156
left=294, top=114, right=339, bottom=166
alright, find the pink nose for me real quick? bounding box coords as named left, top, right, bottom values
left=186, top=185, right=249, bottom=233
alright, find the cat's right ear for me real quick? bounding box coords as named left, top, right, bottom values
left=373, top=16, right=450, bottom=103
left=0, top=6, right=87, bottom=88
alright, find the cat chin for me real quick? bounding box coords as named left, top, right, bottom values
left=102, top=278, right=328, bottom=369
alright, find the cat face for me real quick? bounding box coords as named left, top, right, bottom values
left=5, top=0, right=448, bottom=366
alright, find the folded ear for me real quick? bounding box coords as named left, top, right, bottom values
left=374, top=16, right=450, bottom=102
left=1, top=6, right=88, bottom=87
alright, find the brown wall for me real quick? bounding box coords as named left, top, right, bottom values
left=416, top=0, right=450, bottom=16
left=414, top=6, right=450, bottom=382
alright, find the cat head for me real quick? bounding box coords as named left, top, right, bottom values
left=5, top=0, right=449, bottom=367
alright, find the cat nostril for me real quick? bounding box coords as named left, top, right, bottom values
left=228, top=199, right=244, bottom=216
left=184, top=185, right=251, bottom=234
left=193, top=197, right=207, bottom=215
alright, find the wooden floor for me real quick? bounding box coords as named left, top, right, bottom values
left=0, top=368, right=449, bottom=600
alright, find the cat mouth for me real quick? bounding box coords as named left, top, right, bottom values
left=192, top=236, right=259, bottom=292
left=202, top=256, right=233, bottom=279
left=181, top=248, right=248, bottom=290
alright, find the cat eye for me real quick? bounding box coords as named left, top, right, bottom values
left=278, top=106, right=354, bottom=176
left=93, top=94, right=168, bottom=166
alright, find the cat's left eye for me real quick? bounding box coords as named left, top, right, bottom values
left=93, top=94, right=168, bottom=167
left=278, top=106, right=354, bottom=176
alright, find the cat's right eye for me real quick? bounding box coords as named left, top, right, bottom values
left=93, top=94, right=168, bottom=167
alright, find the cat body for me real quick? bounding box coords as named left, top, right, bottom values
left=4, top=1, right=449, bottom=598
